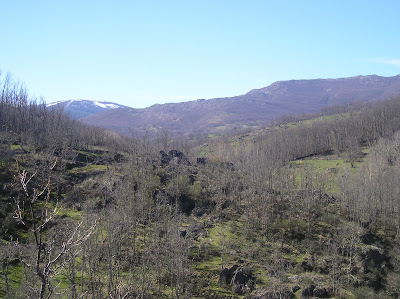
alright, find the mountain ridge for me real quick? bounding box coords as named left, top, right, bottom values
left=75, top=74, right=400, bottom=136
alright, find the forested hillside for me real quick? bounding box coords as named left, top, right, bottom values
left=2, top=73, right=400, bottom=298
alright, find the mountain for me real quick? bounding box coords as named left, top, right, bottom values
left=46, top=99, right=130, bottom=119
left=80, top=75, right=400, bottom=136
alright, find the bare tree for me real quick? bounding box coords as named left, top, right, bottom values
left=12, top=160, right=96, bottom=299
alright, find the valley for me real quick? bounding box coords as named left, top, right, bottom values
left=1, top=73, right=400, bottom=298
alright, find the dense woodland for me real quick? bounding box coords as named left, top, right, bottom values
left=2, top=72, right=400, bottom=298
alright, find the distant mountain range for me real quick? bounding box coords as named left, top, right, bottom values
left=46, top=99, right=130, bottom=119
left=49, top=75, right=400, bottom=136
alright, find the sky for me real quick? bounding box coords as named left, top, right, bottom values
left=1, top=1, right=400, bottom=108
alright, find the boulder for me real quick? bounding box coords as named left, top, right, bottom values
left=187, top=223, right=208, bottom=238
left=219, top=264, right=240, bottom=285
left=301, top=285, right=315, bottom=297
left=298, top=260, right=313, bottom=272
left=159, top=150, right=191, bottom=166
left=360, top=245, right=385, bottom=266
left=196, top=157, right=207, bottom=165
left=313, top=286, right=329, bottom=298
left=219, top=264, right=254, bottom=294
left=159, top=150, right=170, bottom=165
left=192, top=206, right=205, bottom=217
left=292, top=285, right=300, bottom=293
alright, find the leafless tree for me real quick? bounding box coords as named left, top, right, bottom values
left=12, top=160, right=96, bottom=299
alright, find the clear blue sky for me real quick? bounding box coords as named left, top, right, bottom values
left=1, top=1, right=400, bottom=108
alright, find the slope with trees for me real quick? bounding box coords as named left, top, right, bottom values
left=2, top=72, right=400, bottom=298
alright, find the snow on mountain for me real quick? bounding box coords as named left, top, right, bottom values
left=93, top=101, right=120, bottom=109
left=46, top=100, right=70, bottom=107
left=46, top=99, right=130, bottom=119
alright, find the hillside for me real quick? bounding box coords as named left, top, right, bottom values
left=80, top=74, right=400, bottom=136
left=3, top=73, right=400, bottom=298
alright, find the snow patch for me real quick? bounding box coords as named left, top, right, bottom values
left=93, top=101, right=120, bottom=109
left=47, top=99, right=122, bottom=109
left=46, top=100, right=67, bottom=107
left=66, top=100, right=74, bottom=108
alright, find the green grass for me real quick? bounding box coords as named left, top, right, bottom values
left=290, top=150, right=369, bottom=194
left=195, top=255, right=222, bottom=272
left=53, top=273, right=70, bottom=293
left=9, top=144, right=21, bottom=150
left=59, top=207, right=83, bottom=221
left=282, top=112, right=352, bottom=129
left=76, top=149, right=100, bottom=159
left=68, top=164, right=107, bottom=175
left=293, top=158, right=344, bottom=171
left=0, top=264, right=23, bottom=297
left=291, top=158, right=341, bottom=192
left=191, top=219, right=249, bottom=297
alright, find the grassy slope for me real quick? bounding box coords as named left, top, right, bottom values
left=0, top=143, right=124, bottom=297
left=188, top=112, right=396, bottom=298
